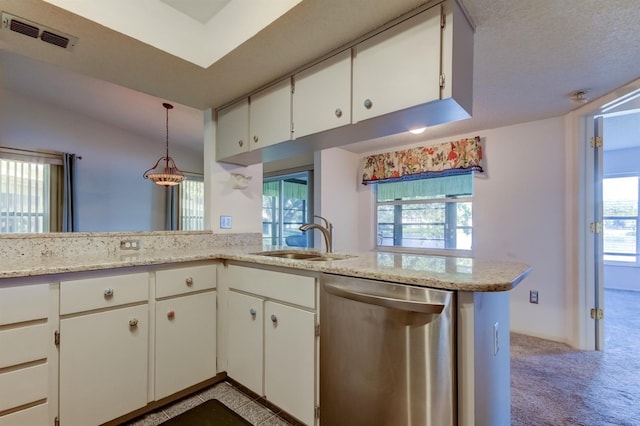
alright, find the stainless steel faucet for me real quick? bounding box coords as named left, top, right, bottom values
left=299, top=215, right=333, bottom=253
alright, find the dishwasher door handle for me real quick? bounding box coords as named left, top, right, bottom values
left=323, top=283, right=444, bottom=314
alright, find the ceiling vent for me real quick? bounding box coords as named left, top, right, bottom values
left=1, top=12, right=78, bottom=50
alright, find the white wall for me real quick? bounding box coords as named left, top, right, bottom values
left=473, top=118, right=567, bottom=341
left=0, top=88, right=204, bottom=232
left=314, top=148, right=361, bottom=252
left=354, top=117, right=570, bottom=343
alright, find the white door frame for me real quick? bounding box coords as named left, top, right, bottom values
left=575, top=79, right=640, bottom=350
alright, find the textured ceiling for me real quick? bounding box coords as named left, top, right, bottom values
left=1, top=0, right=640, bottom=155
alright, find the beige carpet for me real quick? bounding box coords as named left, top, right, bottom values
left=511, top=289, right=640, bottom=426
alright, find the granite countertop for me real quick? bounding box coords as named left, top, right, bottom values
left=0, top=244, right=531, bottom=292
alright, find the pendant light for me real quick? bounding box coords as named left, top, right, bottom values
left=143, top=102, right=186, bottom=186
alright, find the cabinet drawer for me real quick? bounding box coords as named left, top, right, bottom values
left=0, top=363, right=48, bottom=412
left=0, top=323, right=49, bottom=368
left=155, top=264, right=216, bottom=299
left=60, top=272, right=148, bottom=315
left=0, top=284, right=49, bottom=326
left=227, top=265, right=315, bottom=309
left=0, top=402, right=48, bottom=426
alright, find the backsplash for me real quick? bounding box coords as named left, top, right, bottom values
left=0, top=231, right=262, bottom=261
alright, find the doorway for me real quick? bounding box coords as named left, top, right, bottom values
left=586, top=88, right=640, bottom=351
left=262, top=170, right=313, bottom=247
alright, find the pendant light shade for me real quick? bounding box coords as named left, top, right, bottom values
left=143, top=102, right=186, bottom=186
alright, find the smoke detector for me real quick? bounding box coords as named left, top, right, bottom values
left=570, top=90, right=589, bottom=104
left=1, top=12, right=78, bottom=50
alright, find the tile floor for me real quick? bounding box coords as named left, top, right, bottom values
left=124, top=381, right=298, bottom=426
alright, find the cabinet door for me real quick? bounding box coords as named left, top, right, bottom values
left=155, top=291, right=217, bottom=400
left=227, top=291, right=264, bottom=396
left=293, top=49, right=352, bottom=138
left=249, top=79, right=292, bottom=149
left=264, top=301, right=316, bottom=425
left=59, top=304, right=148, bottom=426
left=352, top=5, right=442, bottom=122
left=216, top=98, right=249, bottom=160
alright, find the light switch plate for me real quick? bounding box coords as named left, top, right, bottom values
left=220, top=215, right=232, bottom=229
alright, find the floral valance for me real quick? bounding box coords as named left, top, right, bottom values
left=362, top=136, right=483, bottom=184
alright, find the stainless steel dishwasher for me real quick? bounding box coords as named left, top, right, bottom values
left=320, top=274, right=455, bottom=426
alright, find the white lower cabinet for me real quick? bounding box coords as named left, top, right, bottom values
left=225, top=264, right=317, bottom=425
left=1, top=262, right=218, bottom=426
left=59, top=272, right=149, bottom=426
left=227, top=291, right=264, bottom=395
left=59, top=304, right=149, bottom=426
left=155, top=291, right=217, bottom=399
left=0, top=283, right=57, bottom=426
left=264, top=301, right=316, bottom=425
left=154, top=263, right=217, bottom=400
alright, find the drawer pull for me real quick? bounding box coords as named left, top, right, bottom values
left=167, top=310, right=175, bottom=319
left=249, top=308, right=256, bottom=317
left=364, top=98, right=373, bottom=109
left=335, top=108, right=342, bottom=118
left=129, top=318, right=139, bottom=327
left=185, top=277, right=193, bottom=286
left=104, top=288, right=114, bottom=298
left=270, top=314, right=278, bottom=324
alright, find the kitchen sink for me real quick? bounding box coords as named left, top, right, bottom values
left=252, top=250, right=354, bottom=262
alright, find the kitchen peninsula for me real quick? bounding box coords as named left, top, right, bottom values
left=0, top=231, right=530, bottom=426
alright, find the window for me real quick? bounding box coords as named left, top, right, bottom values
left=603, top=176, right=639, bottom=264
left=178, top=175, right=204, bottom=231
left=0, top=148, right=62, bottom=233
left=375, top=174, right=473, bottom=252
left=263, top=171, right=312, bottom=247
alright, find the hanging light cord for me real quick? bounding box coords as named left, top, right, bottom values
left=164, top=102, right=172, bottom=168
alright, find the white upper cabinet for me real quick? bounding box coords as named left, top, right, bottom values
left=215, top=0, right=472, bottom=166
left=292, top=49, right=352, bottom=139
left=216, top=98, right=249, bottom=160
left=249, top=78, right=292, bottom=149
left=352, top=5, right=442, bottom=123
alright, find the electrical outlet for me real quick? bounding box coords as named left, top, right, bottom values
left=220, top=215, right=232, bottom=229
left=120, top=240, right=141, bottom=250
left=530, top=290, right=539, bottom=304
left=493, top=322, right=499, bottom=356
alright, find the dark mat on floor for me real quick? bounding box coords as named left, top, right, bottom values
left=160, top=399, right=251, bottom=426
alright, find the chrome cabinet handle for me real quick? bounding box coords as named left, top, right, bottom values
left=238, top=140, right=244, bottom=147
left=270, top=314, right=278, bottom=323
left=249, top=308, right=256, bottom=317
left=364, top=99, right=373, bottom=109
left=104, top=288, right=114, bottom=298
left=129, top=318, right=139, bottom=327
left=185, top=277, right=193, bottom=286
left=335, top=108, right=342, bottom=118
